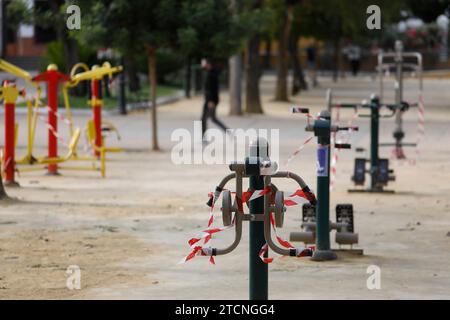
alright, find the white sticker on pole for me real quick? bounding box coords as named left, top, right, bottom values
left=317, top=146, right=329, bottom=177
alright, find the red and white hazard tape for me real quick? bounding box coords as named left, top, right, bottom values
left=391, top=92, right=425, bottom=165
left=1, top=156, right=12, bottom=174
left=285, top=135, right=314, bottom=168
left=415, top=92, right=425, bottom=157
left=43, top=106, right=73, bottom=127
left=36, top=113, right=70, bottom=148
left=330, top=107, right=359, bottom=191
left=285, top=107, right=322, bottom=168
left=258, top=213, right=314, bottom=264
left=181, top=185, right=316, bottom=265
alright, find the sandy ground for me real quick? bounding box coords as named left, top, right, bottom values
left=0, top=74, right=449, bottom=299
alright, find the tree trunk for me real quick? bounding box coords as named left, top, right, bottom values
left=228, top=54, right=242, bottom=116
left=245, top=34, right=263, bottom=114
left=274, top=5, right=293, bottom=102
left=147, top=47, right=160, bottom=151
left=289, top=32, right=308, bottom=96
left=0, top=175, right=7, bottom=200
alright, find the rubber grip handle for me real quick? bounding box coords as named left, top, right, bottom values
left=335, top=143, right=351, bottom=149
left=292, top=107, right=310, bottom=114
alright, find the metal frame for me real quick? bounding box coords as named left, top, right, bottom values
left=378, top=40, right=423, bottom=158
left=204, top=138, right=316, bottom=300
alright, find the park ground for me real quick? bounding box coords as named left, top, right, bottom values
left=0, top=74, right=449, bottom=299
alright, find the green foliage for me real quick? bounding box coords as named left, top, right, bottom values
left=156, top=50, right=184, bottom=83
left=41, top=41, right=65, bottom=71
left=5, top=0, right=31, bottom=29
left=177, top=0, right=248, bottom=59
left=407, top=0, right=450, bottom=22
left=41, top=41, right=96, bottom=72
left=298, top=0, right=405, bottom=45
left=75, top=0, right=255, bottom=62
left=74, top=0, right=175, bottom=55
left=240, top=0, right=278, bottom=40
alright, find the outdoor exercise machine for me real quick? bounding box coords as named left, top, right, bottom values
left=0, top=59, right=42, bottom=171
left=0, top=59, right=47, bottom=185
left=0, top=59, right=123, bottom=183
left=64, top=62, right=123, bottom=158
left=32, top=64, right=71, bottom=175
left=327, top=92, right=418, bottom=193
left=289, top=109, right=360, bottom=259
left=0, top=62, right=84, bottom=180
left=0, top=68, right=82, bottom=184
left=202, top=137, right=316, bottom=300
left=378, top=40, right=423, bottom=159
left=0, top=81, right=22, bottom=186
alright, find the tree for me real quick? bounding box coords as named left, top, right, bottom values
left=229, top=0, right=243, bottom=116
left=229, top=53, right=243, bottom=115
left=408, top=0, right=450, bottom=23
left=246, top=32, right=263, bottom=113
left=6, top=0, right=86, bottom=95
left=289, top=31, right=308, bottom=95
left=242, top=0, right=273, bottom=114
left=273, top=0, right=295, bottom=101
left=78, top=0, right=246, bottom=150
left=289, top=2, right=308, bottom=95
left=76, top=0, right=162, bottom=150
left=298, top=1, right=405, bottom=81
left=8, top=0, right=80, bottom=73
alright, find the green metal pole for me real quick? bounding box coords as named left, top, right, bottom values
left=370, top=97, right=380, bottom=190
left=311, top=111, right=337, bottom=261
left=249, top=159, right=268, bottom=300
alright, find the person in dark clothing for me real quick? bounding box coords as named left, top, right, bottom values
left=200, top=58, right=229, bottom=139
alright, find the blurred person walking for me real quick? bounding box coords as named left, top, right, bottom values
left=200, top=58, right=229, bottom=140
left=345, top=44, right=362, bottom=76
left=306, top=43, right=318, bottom=87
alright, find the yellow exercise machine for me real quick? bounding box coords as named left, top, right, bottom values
left=58, top=61, right=124, bottom=177
left=0, top=59, right=122, bottom=180
left=0, top=59, right=41, bottom=166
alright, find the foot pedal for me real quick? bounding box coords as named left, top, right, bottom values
left=353, top=158, right=366, bottom=186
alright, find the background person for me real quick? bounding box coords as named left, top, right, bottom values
left=306, top=43, right=318, bottom=87
left=344, top=43, right=362, bottom=76
left=200, top=58, right=229, bottom=140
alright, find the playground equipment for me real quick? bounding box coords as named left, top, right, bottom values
left=0, top=81, right=21, bottom=186
left=289, top=109, right=360, bottom=259
left=378, top=40, right=423, bottom=159
left=192, top=137, right=316, bottom=300
left=0, top=59, right=123, bottom=183
left=32, top=64, right=71, bottom=174
left=0, top=59, right=43, bottom=184
left=0, top=59, right=39, bottom=167
left=64, top=62, right=123, bottom=157
left=0, top=60, right=81, bottom=178
left=327, top=92, right=418, bottom=193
